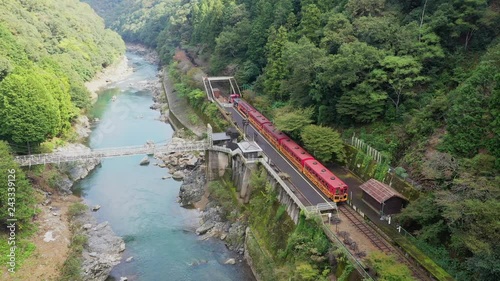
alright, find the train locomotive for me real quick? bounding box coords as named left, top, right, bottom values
left=233, top=98, right=348, bottom=203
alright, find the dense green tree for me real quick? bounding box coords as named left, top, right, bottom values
left=443, top=44, right=500, bottom=159
left=298, top=4, right=322, bottom=44
left=273, top=106, right=313, bottom=138
left=0, top=141, right=36, bottom=230
left=282, top=37, right=326, bottom=106
left=320, top=12, right=356, bottom=54
left=345, top=0, right=386, bottom=18
left=300, top=125, right=345, bottom=163
left=0, top=67, right=60, bottom=147
left=262, top=26, right=290, bottom=100
left=371, top=55, right=426, bottom=114
left=336, top=82, right=387, bottom=123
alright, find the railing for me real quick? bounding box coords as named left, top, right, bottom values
left=15, top=140, right=210, bottom=167
left=259, top=158, right=307, bottom=211
left=319, top=217, right=374, bottom=280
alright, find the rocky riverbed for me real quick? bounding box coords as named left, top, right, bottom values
left=74, top=209, right=126, bottom=281
left=153, top=139, right=248, bottom=258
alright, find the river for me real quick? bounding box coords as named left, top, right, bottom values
left=76, top=51, right=255, bottom=281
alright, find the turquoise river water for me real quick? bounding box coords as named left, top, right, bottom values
left=77, top=52, right=255, bottom=281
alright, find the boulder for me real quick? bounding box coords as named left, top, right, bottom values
left=224, top=258, right=236, bottom=265
left=196, top=222, right=214, bottom=235
left=172, top=171, right=185, bottom=180
left=92, top=205, right=101, bottom=212
left=125, top=256, right=133, bottom=263
left=139, top=156, right=150, bottom=166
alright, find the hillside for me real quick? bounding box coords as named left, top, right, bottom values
left=0, top=0, right=125, bottom=152
left=83, top=0, right=499, bottom=280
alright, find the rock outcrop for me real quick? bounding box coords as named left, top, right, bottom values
left=177, top=165, right=206, bottom=207
left=74, top=209, right=125, bottom=281
left=54, top=144, right=101, bottom=195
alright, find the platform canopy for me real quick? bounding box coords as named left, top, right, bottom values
left=359, top=179, right=407, bottom=204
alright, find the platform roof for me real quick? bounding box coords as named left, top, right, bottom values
left=212, top=132, right=231, bottom=141
left=237, top=141, right=262, bottom=153
left=359, top=179, right=407, bottom=204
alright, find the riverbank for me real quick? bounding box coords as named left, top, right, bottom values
left=85, top=55, right=133, bottom=102
left=158, top=50, right=206, bottom=137
left=6, top=46, right=138, bottom=280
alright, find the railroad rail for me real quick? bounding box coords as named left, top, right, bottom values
left=338, top=205, right=431, bottom=280
left=338, top=205, right=392, bottom=253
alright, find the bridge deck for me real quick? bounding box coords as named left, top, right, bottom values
left=14, top=140, right=209, bottom=166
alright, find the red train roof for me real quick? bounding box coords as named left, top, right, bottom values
left=281, top=139, right=314, bottom=162
left=304, top=159, right=347, bottom=189
left=248, top=110, right=271, bottom=126
left=238, top=101, right=255, bottom=112
left=262, top=123, right=288, bottom=141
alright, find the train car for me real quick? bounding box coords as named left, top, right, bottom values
left=248, top=110, right=271, bottom=130
left=229, top=93, right=240, bottom=103
left=303, top=159, right=348, bottom=202
left=262, top=123, right=288, bottom=148
left=236, top=100, right=255, bottom=117
left=280, top=138, right=314, bottom=172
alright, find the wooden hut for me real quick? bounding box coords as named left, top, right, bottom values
left=359, top=179, right=408, bottom=215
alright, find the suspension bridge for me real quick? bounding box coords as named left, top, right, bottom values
left=14, top=125, right=216, bottom=167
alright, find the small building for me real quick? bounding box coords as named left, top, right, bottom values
left=237, top=141, right=262, bottom=160
left=213, top=88, right=221, bottom=98
left=212, top=132, right=232, bottom=146
left=359, top=179, right=408, bottom=216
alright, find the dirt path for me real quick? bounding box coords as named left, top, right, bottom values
left=3, top=195, right=81, bottom=281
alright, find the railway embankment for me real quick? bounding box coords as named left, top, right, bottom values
left=158, top=50, right=206, bottom=138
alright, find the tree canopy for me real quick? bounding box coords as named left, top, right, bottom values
left=0, top=0, right=125, bottom=148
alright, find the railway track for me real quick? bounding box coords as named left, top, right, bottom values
left=338, top=205, right=431, bottom=281
left=338, top=205, right=392, bottom=253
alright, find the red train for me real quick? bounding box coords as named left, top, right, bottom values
left=234, top=99, right=348, bottom=203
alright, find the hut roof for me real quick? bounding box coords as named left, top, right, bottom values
left=359, top=179, right=407, bottom=204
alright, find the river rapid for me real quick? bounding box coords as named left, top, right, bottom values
left=76, top=51, right=255, bottom=281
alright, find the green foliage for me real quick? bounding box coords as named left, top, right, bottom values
left=366, top=251, right=415, bottom=281
left=0, top=0, right=125, bottom=145
left=0, top=141, right=36, bottom=230
left=67, top=202, right=87, bottom=219
left=0, top=141, right=37, bottom=271
left=273, top=106, right=313, bottom=138
left=247, top=167, right=334, bottom=280
left=208, top=181, right=239, bottom=220
left=58, top=224, right=87, bottom=281
left=442, top=43, right=500, bottom=160
left=300, top=125, right=346, bottom=163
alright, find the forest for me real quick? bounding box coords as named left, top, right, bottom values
left=0, top=0, right=497, bottom=279
left=0, top=0, right=125, bottom=272
left=83, top=0, right=500, bottom=279
left=0, top=0, right=125, bottom=152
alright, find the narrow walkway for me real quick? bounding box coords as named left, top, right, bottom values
left=161, top=50, right=206, bottom=137
left=15, top=140, right=209, bottom=166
